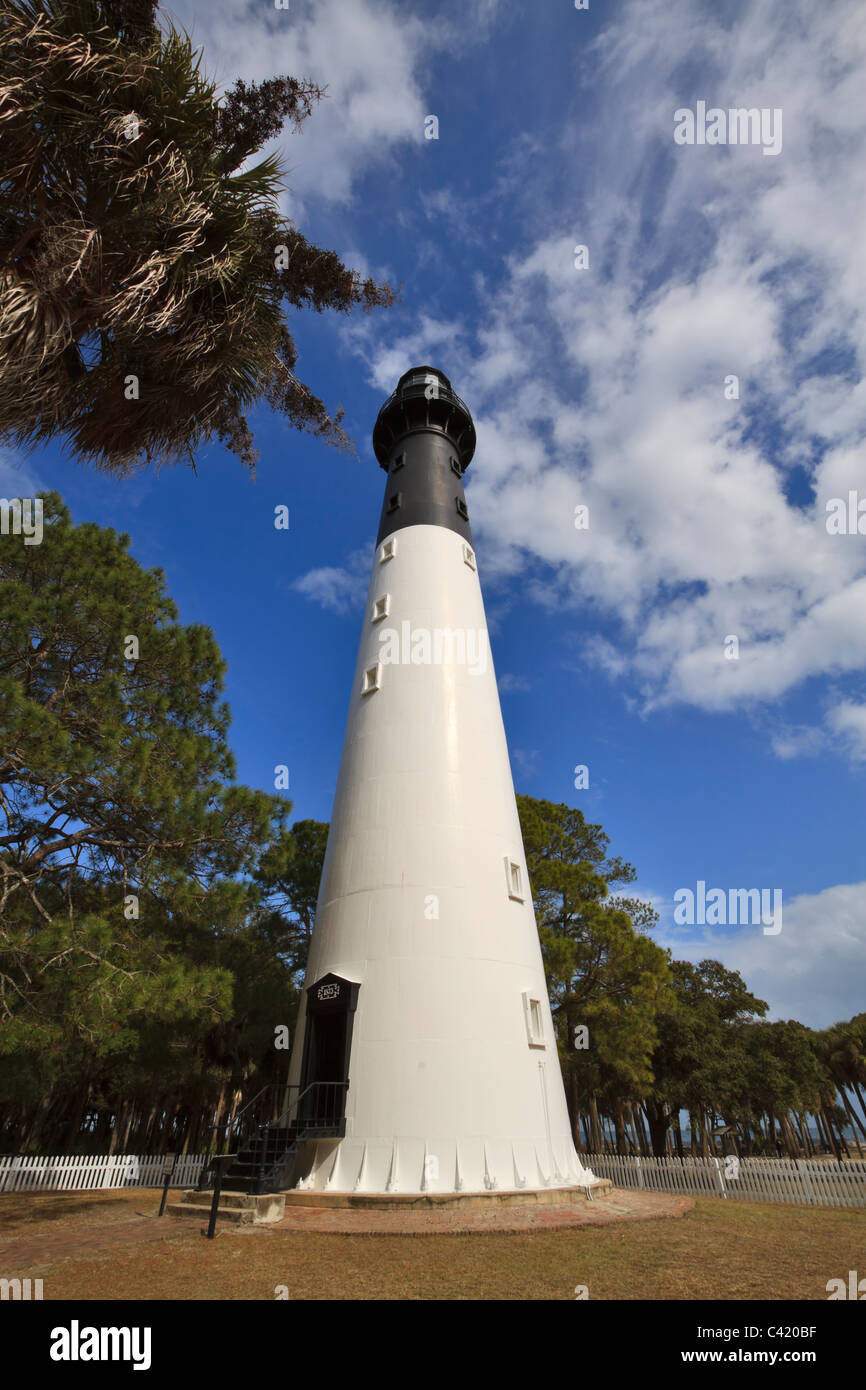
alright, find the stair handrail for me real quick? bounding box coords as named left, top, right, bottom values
left=196, top=1082, right=295, bottom=1191
left=197, top=1079, right=351, bottom=1193
left=256, top=1081, right=349, bottom=1192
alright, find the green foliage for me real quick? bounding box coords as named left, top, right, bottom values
left=0, top=491, right=295, bottom=1137
left=517, top=795, right=671, bottom=1115
left=0, top=1, right=396, bottom=474
left=255, top=818, right=329, bottom=979
left=644, top=959, right=768, bottom=1148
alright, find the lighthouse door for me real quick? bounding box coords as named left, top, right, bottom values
left=298, top=973, right=359, bottom=1133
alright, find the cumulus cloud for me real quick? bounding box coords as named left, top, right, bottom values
left=352, top=0, right=866, bottom=745
left=292, top=545, right=372, bottom=614
left=770, top=723, right=828, bottom=760
left=826, top=701, right=866, bottom=761
left=654, top=880, right=866, bottom=1029
left=167, top=0, right=460, bottom=212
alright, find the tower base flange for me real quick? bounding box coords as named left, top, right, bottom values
left=282, top=1181, right=612, bottom=1210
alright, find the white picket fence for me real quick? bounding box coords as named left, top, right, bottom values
left=584, top=1152, right=866, bottom=1209
left=0, top=1153, right=207, bottom=1194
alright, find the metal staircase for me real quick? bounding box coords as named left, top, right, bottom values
left=197, top=1081, right=348, bottom=1196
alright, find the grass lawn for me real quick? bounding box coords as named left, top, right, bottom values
left=0, top=1189, right=862, bottom=1299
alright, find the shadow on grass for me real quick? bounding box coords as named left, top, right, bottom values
left=0, top=1189, right=157, bottom=1234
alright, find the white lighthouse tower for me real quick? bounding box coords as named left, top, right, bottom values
left=286, top=367, right=594, bottom=1196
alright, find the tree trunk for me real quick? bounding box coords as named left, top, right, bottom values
left=821, top=1104, right=843, bottom=1160
left=213, top=1084, right=228, bottom=1153
left=23, top=1091, right=57, bottom=1151
left=643, top=1098, right=670, bottom=1158
left=700, top=1116, right=711, bottom=1159
left=850, top=1081, right=866, bottom=1137
left=614, top=1102, right=628, bottom=1156
left=63, top=1082, right=90, bottom=1151
left=568, top=1068, right=582, bottom=1150
left=781, top=1112, right=799, bottom=1157
left=795, top=1112, right=813, bottom=1156
left=839, top=1088, right=866, bottom=1151
left=107, top=1104, right=124, bottom=1156
left=588, top=1095, right=603, bottom=1153
left=634, top=1105, right=650, bottom=1157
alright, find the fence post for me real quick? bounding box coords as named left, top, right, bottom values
left=635, top=1156, right=644, bottom=1189
left=713, top=1157, right=727, bottom=1198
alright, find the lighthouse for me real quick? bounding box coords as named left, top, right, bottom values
left=285, top=367, right=594, bottom=1196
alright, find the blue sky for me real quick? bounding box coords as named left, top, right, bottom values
left=5, top=0, right=865, bottom=1029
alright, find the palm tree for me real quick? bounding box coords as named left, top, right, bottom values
left=0, top=0, right=395, bottom=474
left=818, top=1026, right=866, bottom=1154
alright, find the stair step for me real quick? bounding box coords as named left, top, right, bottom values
left=180, top=1190, right=254, bottom=1210
left=168, top=1190, right=286, bottom=1224
left=167, top=1201, right=254, bottom=1225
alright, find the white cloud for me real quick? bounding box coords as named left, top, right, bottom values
left=655, top=880, right=866, bottom=1029
left=352, top=315, right=465, bottom=395
left=498, top=673, right=531, bottom=693
left=353, top=0, right=866, bottom=746
left=292, top=545, right=371, bottom=614
left=770, top=723, right=827, bottom=760
left=827, top=701, right=866, bottom=761
left=0, top=451, right=44, bottom=498
left=511, top=747, right=540, bottom=781
left=168, top=0, right=439, bottom=211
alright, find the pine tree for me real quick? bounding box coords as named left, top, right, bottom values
left=0, top=1, right=396, bottom=474
left=0, top=491, right=292, bottom=1140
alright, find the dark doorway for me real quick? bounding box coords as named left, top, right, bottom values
left=298, top=973, right=360, bottom=1132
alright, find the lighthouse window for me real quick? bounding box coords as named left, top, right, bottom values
left=455, top=496, right=469, bottom=520
left=523, top=992, right=545, bottom=1048
left=372, top=595, right=391, bottom=623
left=463, top=545, right=476, bottom=570
left=450, top=455, right=461, bottom=477
left=387, top=492, right=402, bottom=514
left=362, top=663, right=382, bottom=695
left=392, top=452, right=406, bottom=471
left=505, top=857, right=524, bottom=901
left=380, top=538, right=397, bottom=563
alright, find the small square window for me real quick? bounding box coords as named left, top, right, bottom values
left=387, top=492, right=402, bottom=514
left=455, top=496, right=469, bottom=521
left=371, top=594, right=390, bottom=623
left=450, top=455, right=462, bottom=478
left=463, top=544, right=476, bottom=570
left=392, top=452, right=406, bottom=472
left=380, top=538, right=397, bottom=563
left=522, top=991, right=545, bottom=1048
left=505, top=856, right=524, bottom=901
left=362, top=663, right=382, bottom=695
